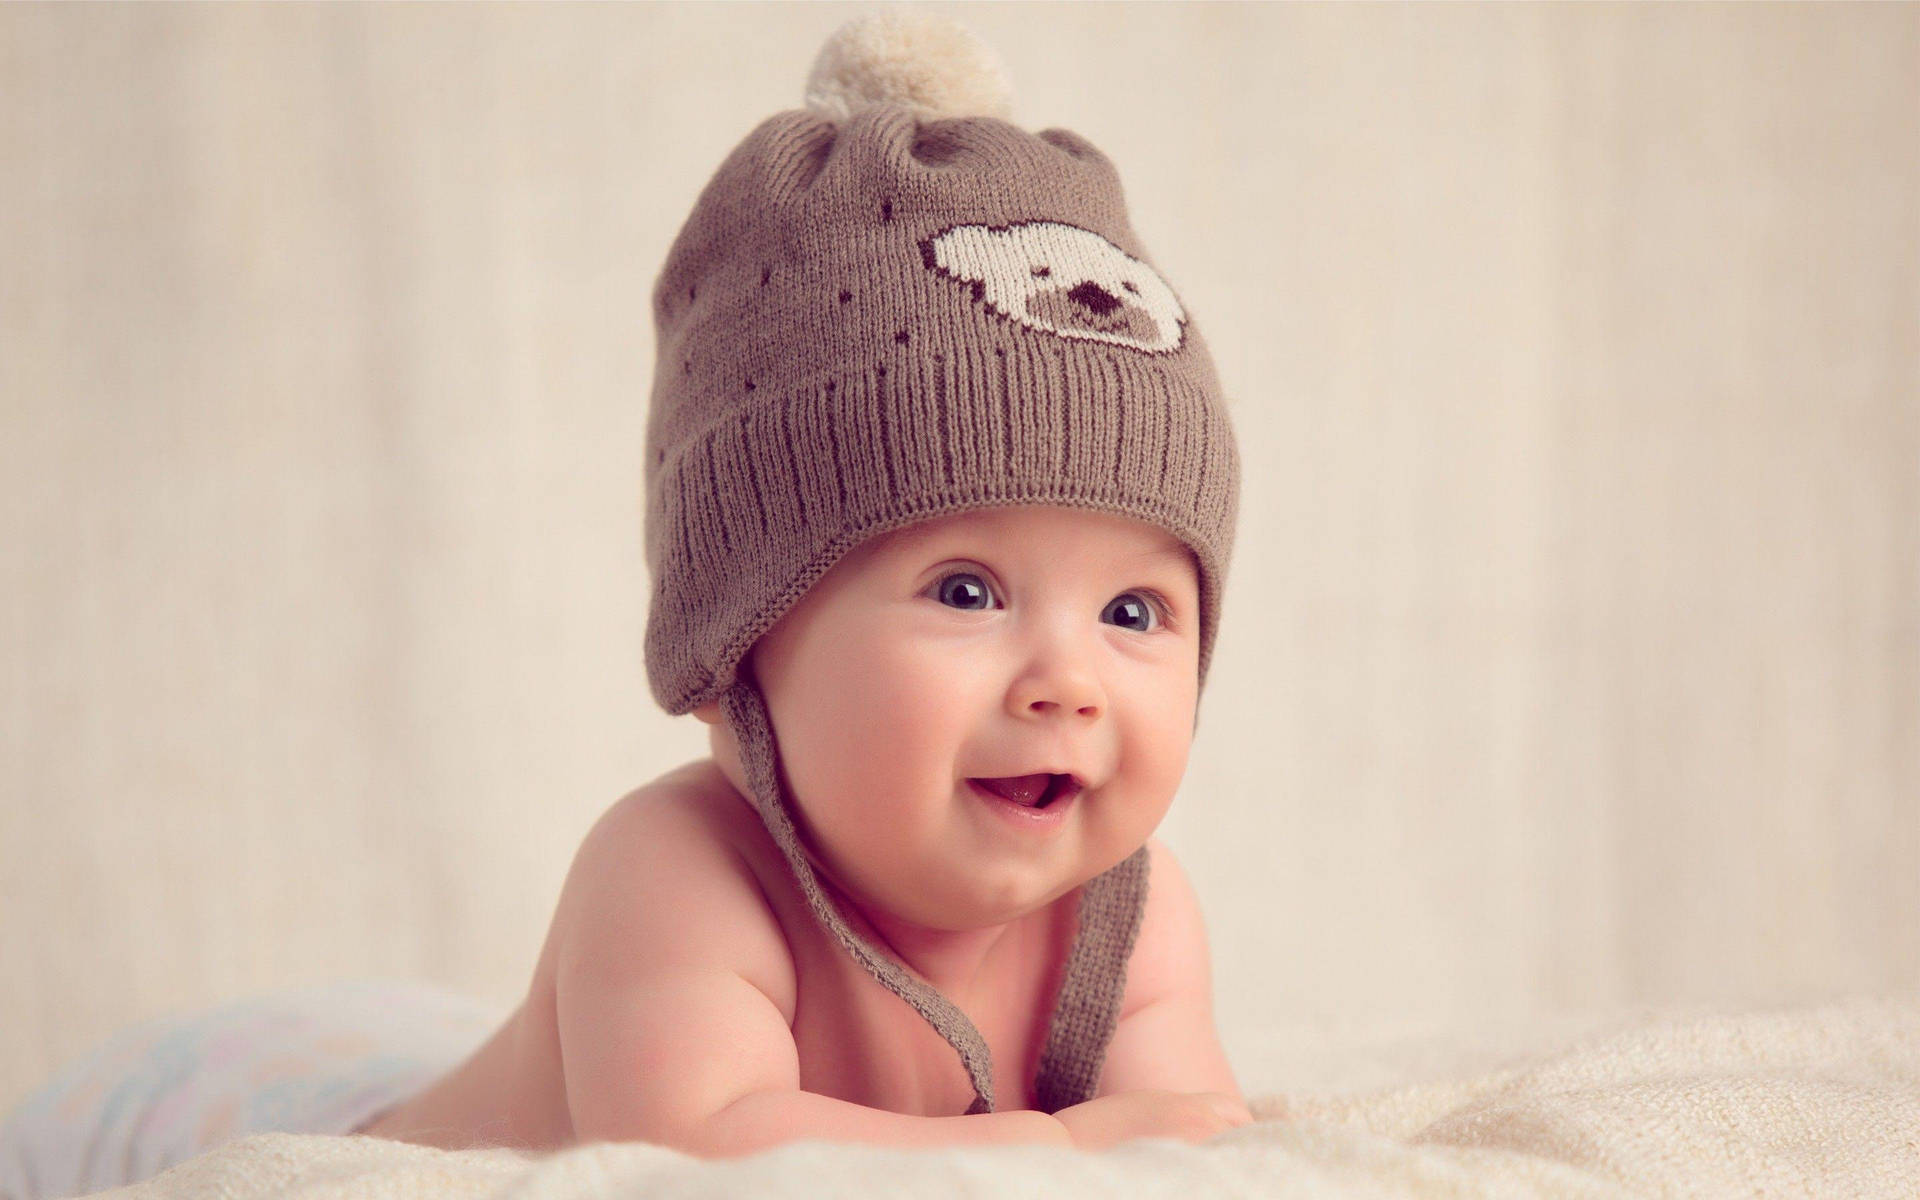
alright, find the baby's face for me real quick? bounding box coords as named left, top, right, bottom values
left=707, top=504, right=1201, bottom=931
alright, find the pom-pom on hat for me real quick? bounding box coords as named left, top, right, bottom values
left=803, top=7, right=1016, bottom=122
left=642, top=9, right=1240, bottom=1116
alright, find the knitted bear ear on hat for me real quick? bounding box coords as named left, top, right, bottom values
left=803, top=8, right=1016, bottom=122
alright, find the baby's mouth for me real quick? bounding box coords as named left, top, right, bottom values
left=968, top=773, right=1080, bottom=809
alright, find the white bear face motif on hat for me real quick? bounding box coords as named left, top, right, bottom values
left=919, top=220, right=1187, bottom=355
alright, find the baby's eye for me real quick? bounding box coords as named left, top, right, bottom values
left=933, top=571, right=997, bottom=611
left=927, top=573, right=1165, bottom=632
left=1104, top=592, right=1161, bottom=633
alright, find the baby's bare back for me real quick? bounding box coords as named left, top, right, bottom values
left=357, top=760, right=1075, bottom=1153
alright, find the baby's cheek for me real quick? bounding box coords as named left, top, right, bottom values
left=1130, top=679, right=1193, bottom=759
left=840, top=649, right=978, bottom=764
left=1113, top=721, right=1189, bottom=830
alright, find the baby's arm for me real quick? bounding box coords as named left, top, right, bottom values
left=1090, top=838, right=1246, bottom=1104
left=693, top=1078, right=1067, bottom=1158
left=553, top=794, right=1068, bottom=1158
left=560, top=961, right=1064, bottom=1157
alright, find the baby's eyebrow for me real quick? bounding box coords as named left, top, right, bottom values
left=1127, top=544, right=1190, bottom=564
left=1115, top=545, right=1196, bottom=579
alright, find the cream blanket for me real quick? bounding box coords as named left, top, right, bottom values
left=85, top=994, right=1920, bottom=1199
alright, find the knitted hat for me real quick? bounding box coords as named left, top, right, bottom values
left=642, top=10, right=1240, bottom=1116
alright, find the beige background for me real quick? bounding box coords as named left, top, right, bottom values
left=2, top=1, right=1915, bottom=1109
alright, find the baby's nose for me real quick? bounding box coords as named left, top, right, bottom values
left=1017, top=675, right=1104, bottom=720
left=1027, top=697, right=1098, bottom=718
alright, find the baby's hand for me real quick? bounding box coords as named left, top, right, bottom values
left=1052, top=1090, right=1254, bottom=1151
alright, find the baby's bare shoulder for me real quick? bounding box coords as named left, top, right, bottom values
left=551, top=763, right=797, bottom=1022
left=543, top=765, right=804, bottom=1144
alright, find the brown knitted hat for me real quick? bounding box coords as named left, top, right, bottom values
left=642, top=11, right=1239, bottom=1116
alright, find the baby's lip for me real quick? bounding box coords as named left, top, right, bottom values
left=968, top=772, right=1085, bottom=807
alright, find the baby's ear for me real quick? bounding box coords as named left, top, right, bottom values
left=692, top=699, right=722, bottom=725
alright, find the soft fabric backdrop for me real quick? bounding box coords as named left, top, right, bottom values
left=2, top=1, right=1914, bottom=1109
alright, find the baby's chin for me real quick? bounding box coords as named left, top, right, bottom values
left=825, top=851, right=1092, bottom=932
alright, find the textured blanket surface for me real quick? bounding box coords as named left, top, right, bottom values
left=81, top=994, right=1920, bottom=1199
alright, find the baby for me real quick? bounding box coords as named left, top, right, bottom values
left=0, top=12, right=1251, bottom=1190
left=353, top=504, right=1250, bottom=1156
left=356, top=12, right=1252, bottom=1158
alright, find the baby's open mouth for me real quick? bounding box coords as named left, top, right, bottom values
left=969, top=773, right=1081, bottom=809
